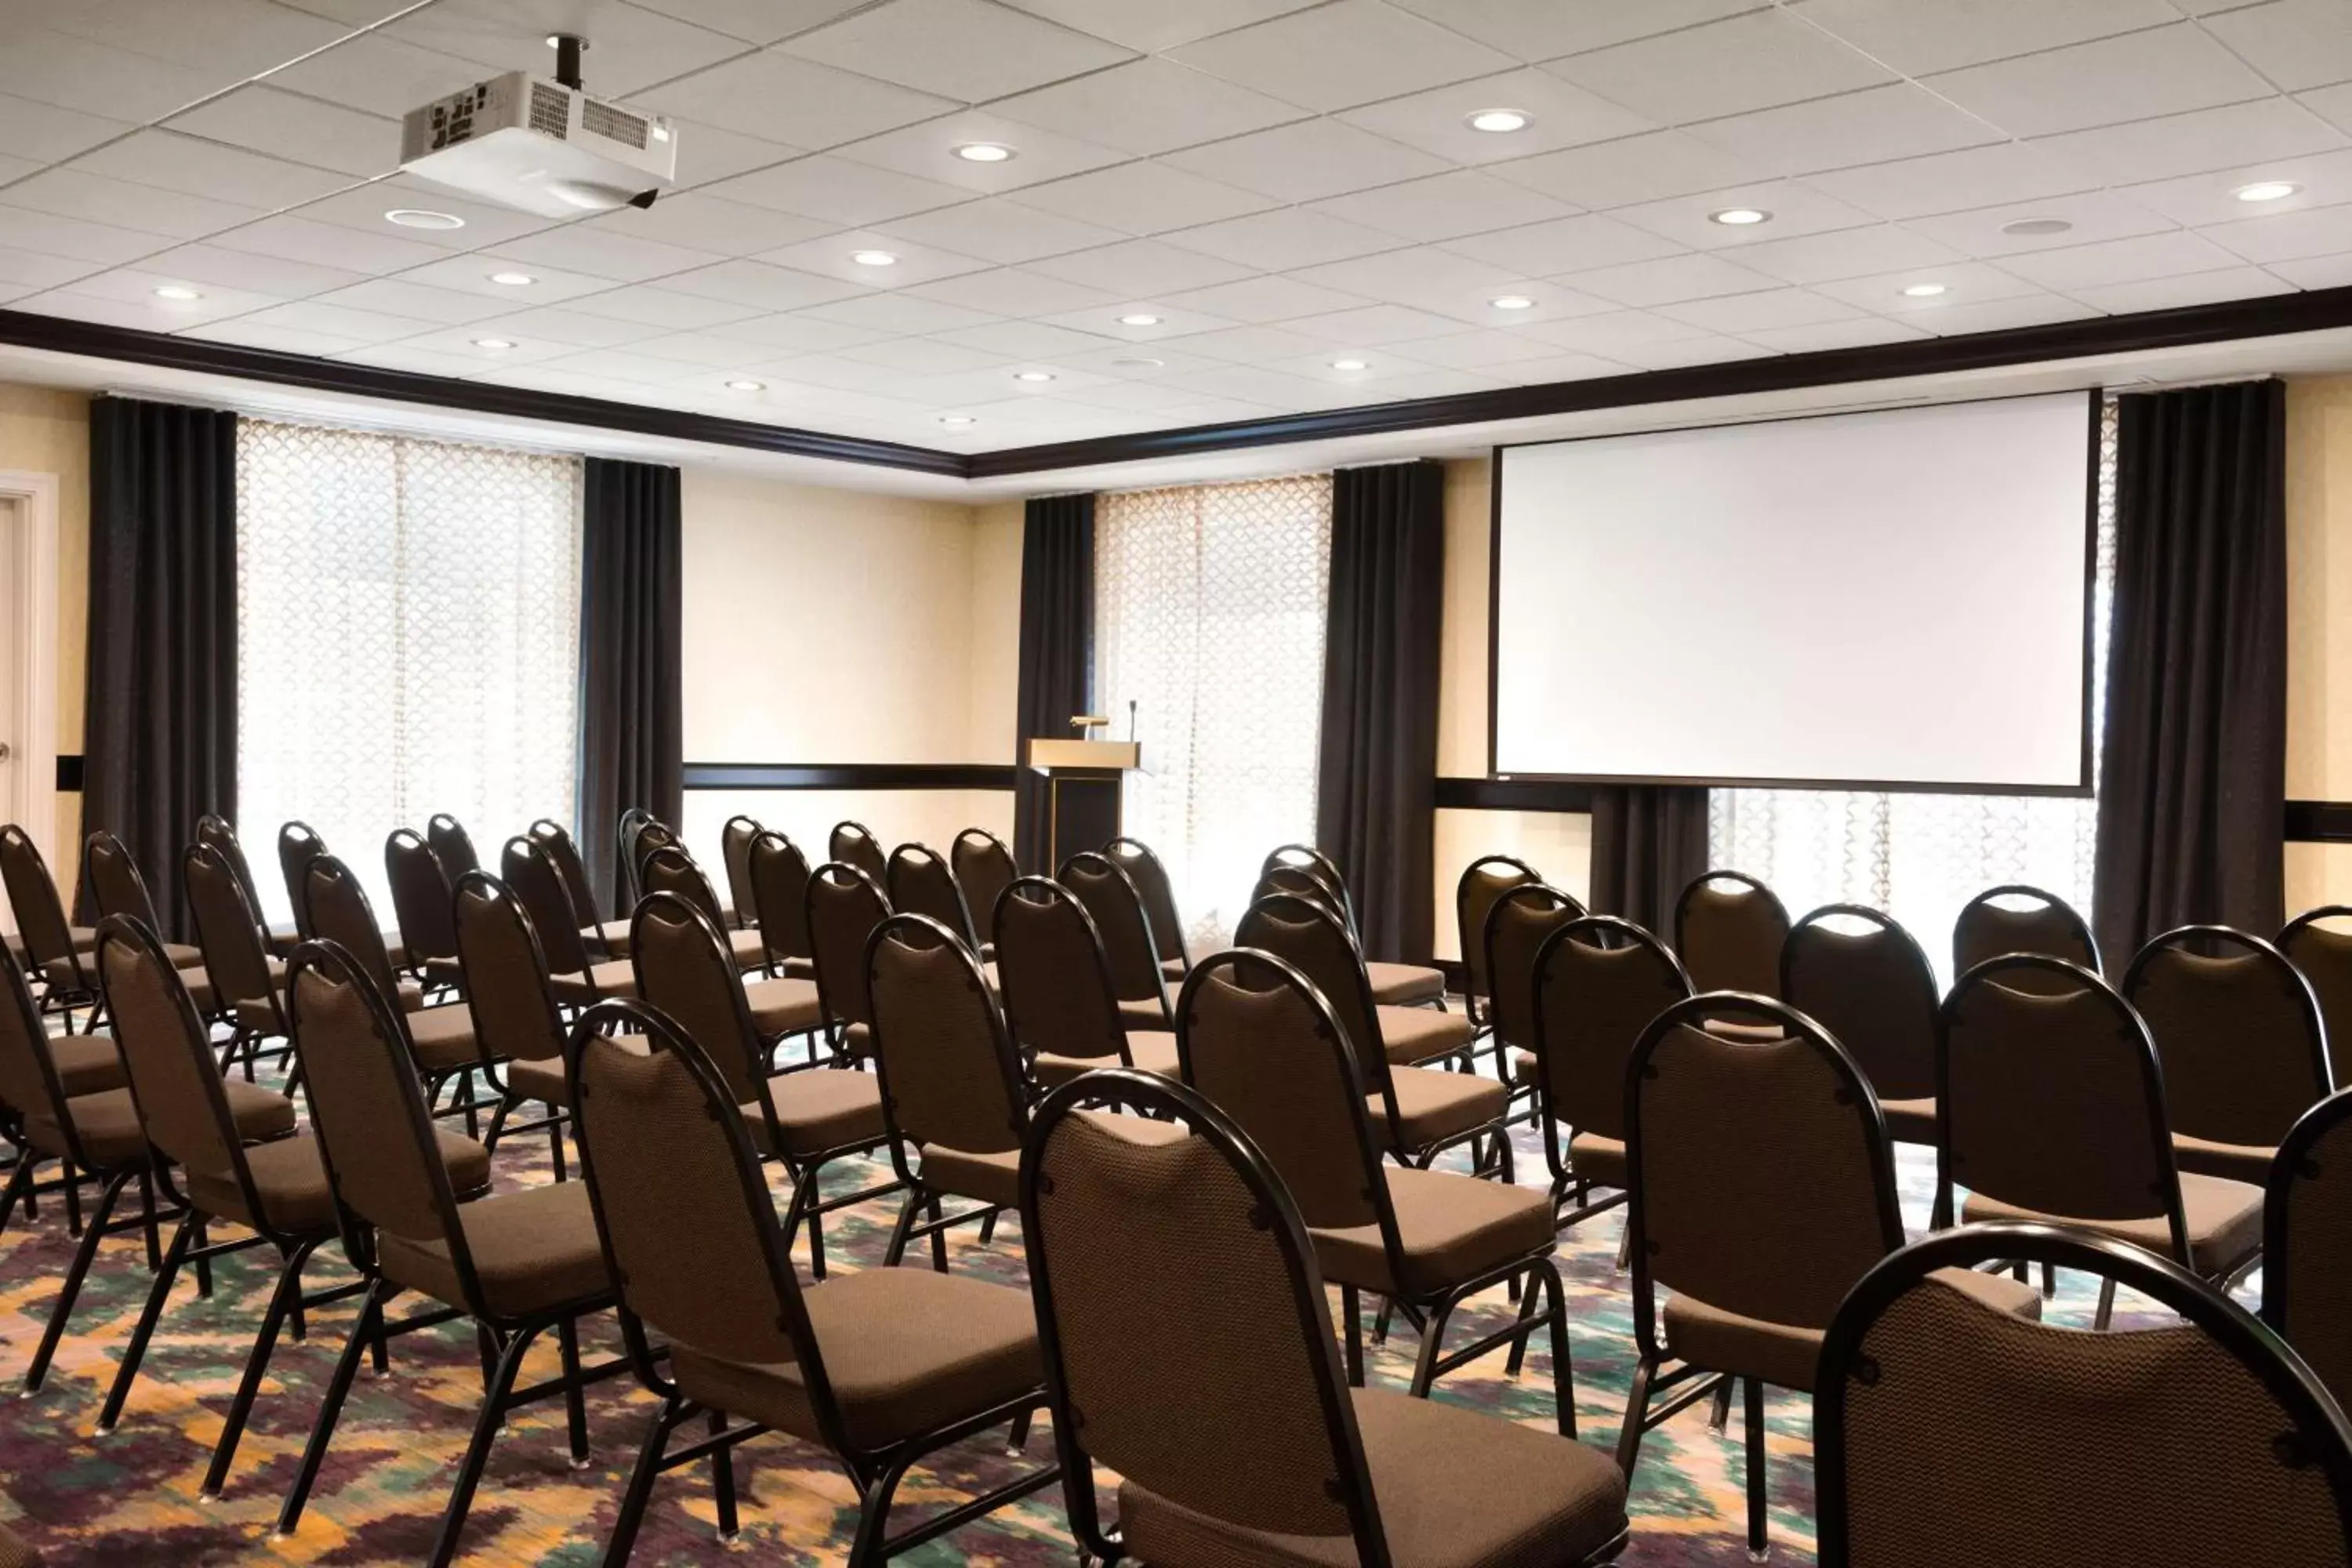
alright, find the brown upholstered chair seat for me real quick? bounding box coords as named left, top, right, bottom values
left=1879, top=1095, right=1939, bottom=1145
left=1508, top=1047, right=1536, bottom=1085
left=744, top=976, right=823, bottom=1036
left=376, top=1178, right=610, bottom=1318
left=417, top=957, right=466, bottom=991
left=917, top=1144, right=1024, bottom=1208
left=746, top=1069, right=888, bottom=1158
left=1367, top=1065, right=1506, bottom=1149
left=46, top=1033, right=125, bottom=1098
left=2171, top=1131, right=2274, bottom=1187
left=234, top=967, right=420, bottom=1034
left=584, top=919, right=631, bottom=958
left=1116, top=991, right=1178, bottom=1033
left=1120, top=1383, right=1628, bottom=1568
left=1033, top=1030, right=1181, bottom=1087
left=1377, top=1004, right=1475, bottom=1065
left=187, top=1128, right=492, bottom=1235
left=840, top=1020, right=872, bottom=1058
left=668, top=1265, right=1041, bottom=1451
left=549, top=960, right=637, bottom=1004
left=1568, top=1131, right=1626, bottom=1190
left=1159, top=955, right=1187, bottom=981
left=1662, top=1266, right=2040, bottom=1394
left=1367, top=961, right=1446, bottom=1008
left=406, top=1003, right=489, bottom=1073
left=505, top=1056, right=570, bottom=1105
left=25, top=1080, right=294, bottom=1167
left=1961, top=1172, right=2265, bottom=1276
left=725, top=928, right=768, bottom=971
left=777, top=955, right=816, bottom=982
left=1312, top=1166, right=1554, bottom=1297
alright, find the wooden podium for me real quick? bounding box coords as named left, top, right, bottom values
left=1025, top=738, right=1143, bottom=869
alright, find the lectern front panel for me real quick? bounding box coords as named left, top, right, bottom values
left=1050, top=775, right=1123, bottom=869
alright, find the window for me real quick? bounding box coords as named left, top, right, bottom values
left=1094, top=474, right=1333, bottom=949
left=237, top=419, right=583, bottom=921
left=1707, top=397, right=2120, bottom=978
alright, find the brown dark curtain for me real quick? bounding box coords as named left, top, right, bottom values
left=1014, top=492, right=1094, bottom=873
left=578, top=457, right=683, bottom=914
left=2093, top=379, right=2286, bottom=961
left=1588, top=786, right=1711, bottom=939
left=1316, top=461, right=1444, bottom=962
left=77, top=396, right=239, bottom=940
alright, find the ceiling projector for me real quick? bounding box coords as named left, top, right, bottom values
left=398, top=67, right=677, bottom=219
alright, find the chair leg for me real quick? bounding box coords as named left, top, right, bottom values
left=848, top=1453, right=917, bottom=1568
left=26, top=1166, right=132, bottom=1392
left=1341, top=1283, right=1363, bottom=1386
left=62, top=1159, right=81, bottom=1236
left=98, top=1209, right=199, bottom=1429
left=1709, top=1379, right=1733, bottom=1433
left=1617, top=1354, right=1657, bottom=1476
left=278, top=1278, right=387, bottom=1536
left=2094, top=1275, right=2118, bottom=1330
left=0, top=1152, right=39, bottom=1238
left=605, top=1395, right=684, bottom=1568
left=1541, top=1265, right=1574, bottom=1438
left=1744, top=1377, right=1769, bottom=1562
left=192, top=1218, right=213, bottom=1297
left=709, top=1406, right=738, bottom=1539
left=426, top=1323, right=539, bottom=1568
left=557, top=1315, right=590, bottom=1468
left=883, top=1188, right=921, bottom=1268
left=926, top=1194, right=949, bottom=1273
left=1007, top=1407, right=1033, bottom=1457
left=136, top=1169, right=161, bottom=1269
left=481, top=1094, right=513, bottom=1153
left=546, top=1109, right=568, bottom=1181
left=201, top=1238, right=318, bottom=1495
left=1407, top=1295, right=1457, bottom=1399
left=978, top=1209, right=998, bottom=1246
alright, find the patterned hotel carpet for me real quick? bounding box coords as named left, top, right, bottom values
left=0, top=1054, right=2209, bottom=1567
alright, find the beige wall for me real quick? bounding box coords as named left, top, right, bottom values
left=2285, top=376, right=2352, bottom=912
left=0, top=384, right=89, bottom=898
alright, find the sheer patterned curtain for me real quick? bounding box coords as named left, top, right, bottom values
left=238, top=418, right=583, bottom=921
left=1709, top=397, right=2119, bottom=980
left=1095, top=473, right=1334, bottom=949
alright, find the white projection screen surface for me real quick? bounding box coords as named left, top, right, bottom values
left=1491, top=391, right=2096, bottom=792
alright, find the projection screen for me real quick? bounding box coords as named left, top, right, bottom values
left=1490, top=391, right=2096, bottom=793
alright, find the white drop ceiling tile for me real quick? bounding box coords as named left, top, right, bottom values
left=2306, top=83, right=2352, bottom=137
left=1722, top=223, right=1966, bottom=285
left=2067, top=264, right=2296, bottom=314
left=524, top=347, right=706, bottom=384
left=1168, top=0, right=1515, bottom=114
left=757, top=230, right=990, bottom=287
left=831, top=113, right=1133, bottom=196
left=0, top=90, right=137, bottom=167
left=489, top=226, right=724, bottom=284
left=1904, top=191, right=2180, bottom=256
left=1924, top=24, right=2274, bottom=139
left=0, top=31, right=218, bottom=123
left=624, top=0, right=871, bottom=45
left=238, top=299, right=448, bottom=342
left=463, top=365, right=655, bottom=399
left=2265, top=252, right=2352, bottom=287
left=836, top=336, right=1011, bottom=375
left=178, top=319, right=370, bottom=355
left=1052, top=375, right=1247, bottom=412
left=1010, top=162, right=1276, bottom=236
left=2202, top=0, right=2352, bottom=93
left=1162, top=209, right=1403, bottom=270
left=1046, top=341, right=1229, bottom=379
left=622, top=331, right=792, bottom=367
left=565, top=284, right=768, bottom=329
left=1155, top=274, right=1374, bottom=324
left=1380, top=328, right=1571, bottom=368
left=307, top=278, right=514, bottom=325
left=633, top=51, right=954, bottom=149
left=689, top=314, right=889, bottom=354
left=1788, top=0, right=2176, bottom=75
left=1682, top=85, right=2002, bottom=180
left=1311, top=172, right=1576, bottom=244
left=2198, top=199, right=2352, bottom=261
left=1547, top=9, right=1889, bottom=125
left=139, top=242, right=368, bottom=299
left=1163, top=361, right=1348, bottom=405
left=49, top=0, right=348, bottom=79
left=167, top=87, right=401, bottom=180
left=0, top=153, right=33, bottom=186
left=994, top=0, right=1323, bottom=53
left=780, top=0, right=1134, bottom=103
left=942, top=318, right=1138, bottom=358
left=2028, top=99, right=2347, bottom=187
left=1316, top=367, right=1504, bottom=401
left=2118, top=151, right=2352, bottom=227
left=1736, top=314, right=1932, bottom=352
left=457, top=306, right=670, bottom=347
left=1602, top=333, right=1777, bottom=369
left=0, top=169, right=266, bottom=242
left=265, top=34, right=499, bottom=121
left=797, top=291, right=1001, bottom=334
left=1810, top=260, right=2048, bottom=313
left=380, top=0, right=748, bottom=97
left=1998, top=230, right=2245, bottom=290
left=1486, top=352, right=1639, bottom=384
left=661, top=259, right=870, bottom=310
left=1800, top=142, right=2105, bottom=220
left=1290, top=245, right=1532, bottom=316
left=1030, top=304, right=1235, bottom=341
left=1655, top=286, right=1866, bottom=332
left=293, top=180, right=558, bottom=250
left=710, top=155, right=971, bottom=226
left=74, top=132, right=356, bottom=212
left=0, top=246, right=103, bottom=292
left=1384, top=0, right=1766, bottom=60
left=876, top=198, right=1126, bottom=264
left=1910, top=294, right=2101, bottom=334
left=1442, top=215, right=1686, bottom=277
left=1162, top=119, right=1450, bottom=205
left=1610, top=182, right=1883, bottom=251
left=205, top=213, right=451, bottom=274
left=1261, top=303, right=1469, bottom=344
left=1167, top=324, right=1333, bottom=365
left=992, top=58, right=1304, bottom=158
left=662, top=122, right=806, bottom=190
left=0, top=205, right=172, bottom=267
left=1484, top=131, right=1766, bottom=210
left=379, top=327, right=583, bottom=366
left=1335, top=67, right=1655, bottom=166
left=1562, top=251, right=1784, bottom=306
left=907, top=267, right=1116, bottom=318
left=392, top=252, right=622, bottom=304
left=9, top=291, right=204, bottom=332
left=1518, top=307, right=1722, bottom=351
left=586, top=194, right=831, bottom=258
left=1025, top=240, right=1254, bottom=296
left=37, top=267, right=284, bottom=321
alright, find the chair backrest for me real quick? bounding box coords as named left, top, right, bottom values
left=1233, top=893, right=1390, bottom=1101
left=639, top=843, right=728, bottom=931
left=615, top=807, right=652, bottom=908
left=2281, top=907, right=2352, bottom=1090
left=1818, top=1224, right=2352, bottom=1567
left=195, top=815, right=273, bottom=935
left=886, top=843, right=979, bottom=950
left=2126, top=926, right=2330, bottom=1151
left=1022, top=1070, right=1387, bottom=1566
left=628, top=891, right=769, bottom=1111
left=1940, top=955, right=2187, bottom=1258
left=2270, top=1087, right=2352, bottom=1416
left=1674, top=871, right=1790, bottom=996
left=993, top=876, right=1128, bottom=1064
left=1059, top=851, right=1167, bottom=1008
left=452, top=873, right=567, bottom=1070
left=0, top=940, right=72, bottom=1132
left=719, top=815, right=761, bottom=927
left=1457, top=854, right=1540, bottom=1007
left=1953, top=883, right=2100, bottom=985
left=630, top=818, right=679, bottom=880
left=300, top=855, right=406, bottom=1004
left=95, top=916, right=250, bottom=1203
left=530, top=819, right=607, bottom=930
left=806, top=862, right=890, bottom=1032
left=1102, top=837, right=1185, bottom=968
left=1262, top=842, right=1345, bottom=891
left=829, top=820, right=887, bottom=885
left=184, top=843, right=281, bottom=1028
left=1480, top=881, right=1584, bottom=1058
left=1781, top=905, right=1941, bottom=1104
left=1173, top=949, right=1390, bottom=1240
left=425, top=814, right=479, bottom=880
left=383, top=829, right=458, bottom=967
left=277, top=822, right=328, bottom=940
left=747, top=829, right=815, bottom=971
left=1252, top=863, right=1348, bottom=927
left=953, top=829, right=1020, bottom=949
left=1, top=823, right=84, bottom=985
left=1628, top=993, right=1901, bottom=1356
left=864, top=913, right=1027, bottom=1157
left=84, top=830, right=166, bottom=935
left=1529, top=916, right=1691, bottom=1138
left=500, top=835, right=593, bottom=978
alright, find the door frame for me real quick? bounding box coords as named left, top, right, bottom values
left=0, top=470, right=60, bottom=872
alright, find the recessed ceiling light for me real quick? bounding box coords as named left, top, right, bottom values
left=953, top=142, right=1014, bottom=163
left=939, top=414, right=976, bottom=426
left=1900, top=282, right=1947, bottom=298
left=151, top=285, right=201, bottom=300
left=1490, top=294, right=1535, bottom=310
left=1709, top=207, right=1770, bottom=226
left=724, top=379, right=764, bottom=391
left=1330, top=358, right=1369, bottom=371
left=851, top=249, right=898, bottom=267
left=2234, top=180, right=2300, bottom=203
left=1467, top=108, right=1529, bottom=133
left=1118, top=312, right=1162, bottom=326
left=2001, top=216, right=2072, bottom=237
left=488, top=270, right=536, bottom=286
left=1014, top=369, right=1055, bottom=382
left=472, top=337, right=515, bottom=350
left=386, top=208, right=464, bottom=230
left=1112, top=357, right=1164, bottom=368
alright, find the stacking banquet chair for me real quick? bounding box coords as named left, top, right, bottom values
left=195, top=814, right=297, bottom=955
left=2125, top=925, right=2332, bottom=1185
left=2267, top=1087, right=2352, bottom=1411
left=1025, top=1065, right=1632, bottom=1568
left=275, top=940, right=624, bottom=1567
left=500, top=835, right=635, bottom=1004
left=1952, top=882, right=2100, bottom=985
left=1177, top=951, right=1563, bottom=1407
left=2282, top=906, right=2352, bottom=1088
left=886, top=842, right=984, bottom=953
left=276, top=822, right=329, bottom=942
left=81, top=831, right=212, bottom=1004
left=1059, top=851, right=1178, bottom=1030
left=830, top=819, right=888, bottom=885
left=1480, top=880, right=1584, bottom=1095
left=951, top=827, right=1019, bottom=955
left=1269, top=845, right=1450, bottom=1010
left=89, top=916, right=489, bottom=1494
left=1780, top=905, right=1944, bottom=1147
left=184, top=842, right=300, bottom=1082
left=630, top=891, right=897, bottom=1278
left=1617, top=993, right=2041, bottom=1560
left=568, top=998, right=1060, bottom=1566
left=995, top=875, right=1178, bottom=1085
left=718, top=813, right=761, bottom=928
left=3, top=824, right=103, bottom=1030
left=1456, top=853, right=1540, bottom=1033
left=1673, top=869, right=1789, bottom=996
left=865, top=912, right=1033, bottom=1266
left=1526, top=915, right=1691, bottom=1236
left=384, top=829, right=463, bottom=991
left=451, top=871, right=583, bottom=1174
left=0, top=937, right=124, bottom=1214
left=1236, top=894, right=1499, bottom=1178
left=1102, top=835, right=1189, bottom=981
left=643, top=844, right=825, bottom=1050
left=615, top=805, right=653, bottom=909
left=424, top=812, right=480, bottom=880
left=532, top=818, right=633, bottom=961
left=1817, top=1224, right=2352, bottom=1567
left=747, top=829, right=819, bottom=984
left=807, top=861, right=894, bottom=1065
left=639, top=842, right=768, bottom=972
left=1939, top=954, right=2265, bottom=1327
